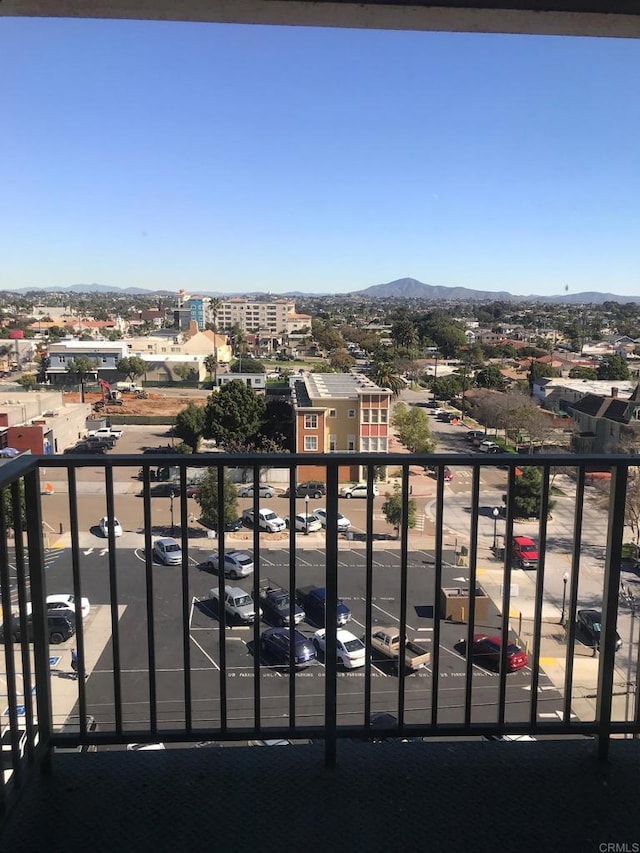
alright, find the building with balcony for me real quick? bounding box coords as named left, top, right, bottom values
left=291, top=372, right=391, bottom=481
left=45, top=341, right=129, bottom=385
left=218, top=299, right=295, bottom=335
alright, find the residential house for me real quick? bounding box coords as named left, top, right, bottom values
left=572, top=385, right=640, bottom=453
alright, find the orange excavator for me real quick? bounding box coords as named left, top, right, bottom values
left=94, top=379, right=123, bottom=410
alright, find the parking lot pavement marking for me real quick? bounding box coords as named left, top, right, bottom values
left=190, top=634, right=220, bottom=671
left=99, top=549, right=109, bottom=556
left=260, top=555, right=276, bottom=566
left=83, top=548, right=94, bottom=556
left=371, top=601, right=416, bottom=632
left=416, top=628, right=434, bottom=632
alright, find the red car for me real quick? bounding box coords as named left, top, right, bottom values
left=472, top=634, right=528, bottom=672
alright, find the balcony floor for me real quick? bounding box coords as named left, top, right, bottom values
left=1, top=739, right=639, bottom=852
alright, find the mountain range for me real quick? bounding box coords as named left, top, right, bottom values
left=7, top=278, right=640, bottom=305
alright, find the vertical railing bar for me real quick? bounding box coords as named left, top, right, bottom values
left=529, top=463, right=550, bottom=725
left=141, top=465, right=158, bottom=733
left=287, top=464, right=297, bottom=730
left=430, top=461, right=445, bottom=728
left=596, top=461, right=627, bottom=760
left=0, top=487, right=20, bottom=789
left=363, top=461, right=375, bottom=733
left=497, top=466, right=516, bottom=729
left=464, top=464, right=481, bottom=727
left=397, top=465, right=410, bottom=728
left=179, top=464, right=192, bottom=733
left=217, top=463, right=228, bottom=732
left=104, top=466, right=123, bottom=734
left=252, top=459, right=263, bottom=733
left=23, top=467, right=52, bottom=762
left=66, top=466, right=88, bottom=733
left=564, top=465, right=585, bottom=724
left=324, top=461, right=339, bottom=767
left=288, top=463, right=299, bottom=731
left=10, top=479, right=36, bottom=762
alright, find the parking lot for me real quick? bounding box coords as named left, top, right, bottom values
left=35, top=545, right=567, bottom=736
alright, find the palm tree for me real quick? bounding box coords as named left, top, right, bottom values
left=370, top=361, right=404, bottom=398
left=204, top=353, right=217, bottom=387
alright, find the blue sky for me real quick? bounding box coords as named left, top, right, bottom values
left=2, top=19, right=640, bottom=297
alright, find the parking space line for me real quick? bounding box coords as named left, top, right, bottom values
left=260, top=556, right=276, bottom=566
left=190, top=635, right=220, bottom=671
left=371, top=601, right=416, bottom=632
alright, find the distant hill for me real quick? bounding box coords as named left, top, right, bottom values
left=354, top=277, right=640, bottom=305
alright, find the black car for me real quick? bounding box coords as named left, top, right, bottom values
left=1, top=612, right=76, bottom=645
left=208, top=517, right=244, bottom=533
left=282, top=481, right=327, bottom=499
left=259, top=628, right=316, bottom=667
left=366, top=712, right=420, bottom=743
left=575, top=609, right=623, bottom=652
left=620, top=556, right=640, bottom=573
left=64, top=442, right=106, bottom=455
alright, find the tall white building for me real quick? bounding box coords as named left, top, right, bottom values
left=218, top=299, right=295, bottom=335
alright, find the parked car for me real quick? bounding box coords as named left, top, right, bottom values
left=471, top=634, right=528, bottom=672
left=259, top=627, right=316, bottom=667
left=241, top=508, right=286, bottom=533
left=46, top=594, right=91, bottom=619
left=311, top=509, right=351, bottom=532
left=64, top=442, right=106, bottom=455
left=443, top=466, right=453, bottom=482
left=295, top=585, right=351, bottom=627
left=478, top=440, right=500, bottom=454
left=285, top=513, right=322, bottom=533
left=153, top=537, right=182, bottom=565
left=511, top=536, right=539, bottom=569
left=620, top=556, right=640, bottom=573
left=256, top=579, right=305, bottom=626
left=282, top=481, right=326, bottom=499
left=206, top=550, right=254, bottom=579
left=340, top=483, right=379, bottom=499
left=429, top=407, right=445, bottom=417
left=209, top=517, right=244, bottom=533
left=575, top=609, right=623, bottom=652
left=238, top=484, right=276, bottom=498
left=1, top=612, right=76, bottom=645
left=210, top=585, right=260, bottom=623
left=98, top=516, right=122, bottom=537
left=466, top=430, right=485, bottom=442
left=313, top=628, right=366, bottom=669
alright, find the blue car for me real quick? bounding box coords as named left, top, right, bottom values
left=295, top=586, right=352, bottom=627
left=259, top=628, right=316, bottom=667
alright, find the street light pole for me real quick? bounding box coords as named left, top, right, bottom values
left=560, top=571, right=569, bottom=626
left=305, top=494, right=309, bottom=535
left=492, top=507, right=499, bottom=550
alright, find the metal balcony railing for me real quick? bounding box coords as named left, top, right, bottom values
left=0, top=451, right=638, bottom=815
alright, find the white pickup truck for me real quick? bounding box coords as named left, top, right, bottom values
left=241, top=507, right=286, bottom=533
left=87, top=426, right=123, bottom=440
left=210, top=586, right=261, bottom=623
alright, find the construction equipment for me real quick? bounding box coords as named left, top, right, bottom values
left=98, top=379, right=123, bottom=406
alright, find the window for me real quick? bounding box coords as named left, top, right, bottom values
left=102, top=357, right=107, bottom=363
left=370, top=409, right=379, bottom=423
left=304, top=436, right=318, bottom=451
left=370, top=437, right=378, bottom=452
left=362, top=410, right=370, bottom=423
left=348, top=409, right=356, bottom=418
left=380, top=410, right=388, bottom=424
left=329, top=434, right=336, bottom=452
left=329, top=409, right=336, bottom=418
left=379, top=438, right=388, bottom=452
left=304, top=414, right=318, bottom=429
left=347, top=435, right=356, bottom=452
left=361, top=438, right=369, bottom=451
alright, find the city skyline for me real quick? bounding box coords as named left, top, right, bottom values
left=2, top=19, right=640, bottom=296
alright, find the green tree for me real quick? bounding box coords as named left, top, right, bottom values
left=260, top=399, right=294, bottom=451
left=391, top=403, right=436, bottom=454
left=174, top=402, right=206, bottom=451
left=17, top=373, right=37, bottom=391
left=509, top=467, right=556, bottom=519
left=475, top=366, right=506, bottom=390
left=568, top=366, right=597, bottom=380
left=431, top=374, right=463, bottom=400
left=204, top=353, right=218, bottom=385
left=528, top=361, right=561, bottom=379
left=370, top=362, right=404, bottom=398
left=204, top=380, right=266, bottom=447
left=596, top=355, right=630, bottom=381
left=66, top=356, right=99, bottom=401
left=230, top=357, right=265, bottom=374
left=195, top=468, right=239, bottom=528
left=117, top=356, right=146, bottom=383
left=329, top=348, right=356, bottom=371
left=173, top=364, right=199, bottom=383
left=391, top=318, right=417, bottom=351
left=381, top=485, right=417, bottom=538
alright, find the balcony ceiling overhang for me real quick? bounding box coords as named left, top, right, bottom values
left=2, top=1, right=640, bottom=39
